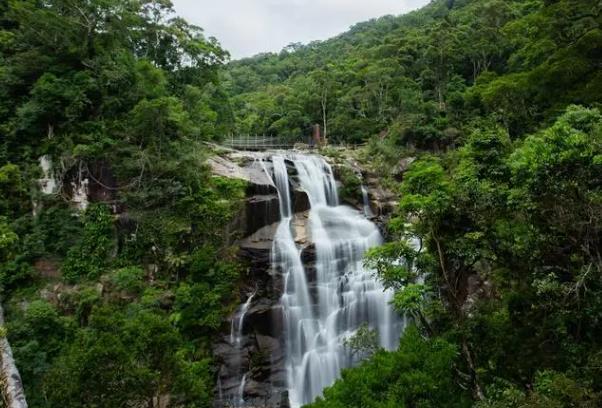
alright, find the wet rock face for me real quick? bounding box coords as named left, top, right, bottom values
left=325, top=156, right=401, bottom=227
left=363, top=177, right=398, bottom=215
left=37, top=158, right=123, bottom=214
left=210, top=153, right=310, bottom=239
left=211, top=150, right=399, bottom=408
left=245, top=195, right=280, bottom=236
left=213, top=219, right=283, bottom=407
left=214, top=210, right=312, bottom=408
left=394, top=157, right=416, bottom=180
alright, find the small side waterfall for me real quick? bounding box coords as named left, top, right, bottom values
left=361, top=185, right=374, bottom=218
left=265, top=153, right=401, bottom=407
left=237, top=374, right=247, bottom=406
left=230, top=291, right=256, bottom=346
left=227, top=290, right=256, bottom=406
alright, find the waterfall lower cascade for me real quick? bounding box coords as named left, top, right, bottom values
left=224, top=289, right=256, bottom=407
left=267, top=153, right=401, bottom=407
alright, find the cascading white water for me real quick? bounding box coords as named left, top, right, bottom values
left=227, top=289, right=256, bottom=406
left=361, top=185, right=374, bottom=218
left=265, top=153, right=401, bottom=407
left=230, top=291, right=256, bottom=345
left=238, top=374, right=247, bottom=406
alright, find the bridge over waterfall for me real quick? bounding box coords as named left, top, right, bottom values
left=221, top=135, right=305, bottom=151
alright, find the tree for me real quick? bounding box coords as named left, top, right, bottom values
left=308, top=326, right=471, bottom=408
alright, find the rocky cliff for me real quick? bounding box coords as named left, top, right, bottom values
left=208, top=149, right=398, bottom=408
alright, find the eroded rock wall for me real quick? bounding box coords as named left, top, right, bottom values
left=210, top=152, right=312, bottom=407
left=209, top=150, right=398, bottom=408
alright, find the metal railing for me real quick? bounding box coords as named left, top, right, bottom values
left=221, top=135, right=301, bottom=151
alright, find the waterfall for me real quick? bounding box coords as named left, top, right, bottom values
left=227, top=289, right=256, bottom=407
left=264, top=153, right=401, bottom=407
left=238, top=374, right=247, bottom=406
left=230, top=291, right=256, bottom=346
left=361, top=185, right=374, bottom=218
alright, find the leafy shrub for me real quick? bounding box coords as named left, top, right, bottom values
left=61, top=204, right=114, bottom=282
left=111, top=266, right=146, bottom=295
left=308, top=326, right=471, bottom=408
left=477, top=371, right=601, bottom=407
left=337, top=165, right=362, bottom=203
left=343, top=323, right=379, bottom=359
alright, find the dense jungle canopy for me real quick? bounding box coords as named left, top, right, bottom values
left=0, top=0, right=600, bottom=406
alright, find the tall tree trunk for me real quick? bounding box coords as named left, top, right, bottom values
left=0, top=304, right=28, bottom=408
left=461, top=339, right=485, bottom=401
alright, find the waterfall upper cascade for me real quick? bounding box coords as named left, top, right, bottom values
left=269, top=154, right=401, bottom=407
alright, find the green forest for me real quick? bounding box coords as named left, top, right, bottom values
left=0, top=0, right=601, bottom=407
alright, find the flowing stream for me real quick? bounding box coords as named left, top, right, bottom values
left=266, top=153, right=401, bottom=407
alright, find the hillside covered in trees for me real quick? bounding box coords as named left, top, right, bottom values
left=0, top=0, right=601, bottom=407
left=0, top=0, right=243, bottom=405
left=225, top=0, right=601, bottom=145
left=223, top=0, right=602, bottom=406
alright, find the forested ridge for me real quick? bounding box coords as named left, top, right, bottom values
left=0, top=0, right=243, bottom=405
left=225, top=0, right=601, bottom=144
left=0, top=0, right=601, bottom=407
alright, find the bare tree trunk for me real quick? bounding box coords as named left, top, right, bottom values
left=461, top=339, right=485, bottom=401
left=432, top=231, right=484, bottom=401
left=0, top=305, right=27, bottom=408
